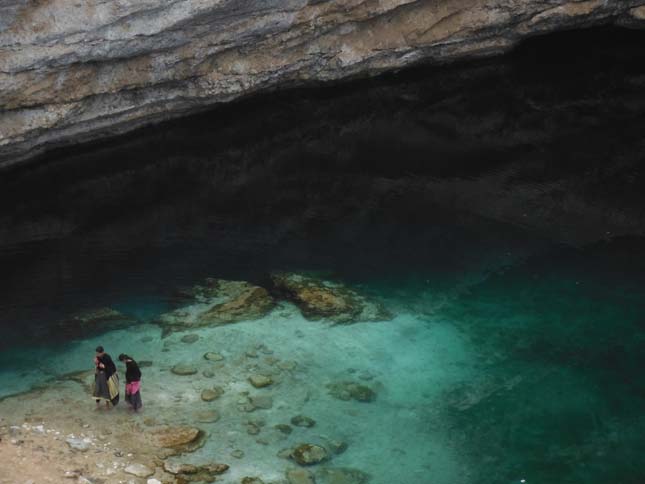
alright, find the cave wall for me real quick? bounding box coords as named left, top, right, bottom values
left=1, top=0, right=645, bottom=167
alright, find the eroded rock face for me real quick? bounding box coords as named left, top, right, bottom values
left=1, top=0, right=645, bottom=166
left=272, top=272, right=391, bottom=324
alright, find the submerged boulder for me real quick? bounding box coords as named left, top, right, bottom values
left=315, top=467, right=370, bottom=484
left=271, top=273, right=392, bottom=324
left=326, top=381, right=377, bottom=402
left=56, top=307, right=136, bottom=338
left=152, top=426, right=205, bottom=453
left=291, top=443, right=329, bottom=466
left=158, top=279, right=274, bottom=332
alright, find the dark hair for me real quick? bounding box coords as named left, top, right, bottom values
left=118, top=353, right=128, bottom=362
left=95, top=346, right=104, bottom=353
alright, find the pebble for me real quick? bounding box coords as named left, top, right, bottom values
left=204, top=352, right=224, bottom=361
left=249, top=374, right=273, bottom=388
left=231, top=449, right=245, bottom=459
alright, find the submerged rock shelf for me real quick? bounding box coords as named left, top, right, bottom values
left=1, top=1, right=645, bottom=166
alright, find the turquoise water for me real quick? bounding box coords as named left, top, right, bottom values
left=1, top=27, right=645, bottom=484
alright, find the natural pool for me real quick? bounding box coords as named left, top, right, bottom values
left=1, top=27, right=644, bottom=484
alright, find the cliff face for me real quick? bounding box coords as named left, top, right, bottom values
left=1, top=0, right=645, bottom=167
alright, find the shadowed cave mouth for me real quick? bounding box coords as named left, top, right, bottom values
left=0, top=25, right=644, bottom=348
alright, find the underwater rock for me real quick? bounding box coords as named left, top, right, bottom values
left=290, top=415, right=316, bottom=428
left=200, top=389, right=220, bottom=402
left=158, top=279, right=275, bottom=332
left=291, top=443, right=329, bottom=466
left=181, top=334, right=200, bottom=344
left=171, top=364, right=198, bottom=376
left=139, top=360, right=153, bottom=368
left=326, top=382, right=377, bottom=402
left=326, top=440, right=348, bottom=455
left=202, top=369, right=215, bottom=378
left=124, top=463, right=154, bottom=478
left=275, top=424, right=293, bottom=435
left=249, top=395, right=274, bottom=410
left=286, top=468, right=315, bottom=484
left=204, top=352, right=224, bottom=361
left=315, top=467, right=370, bottom=484
left=241, top=478, right=264, bottom=484
left=194, top=409, right=221, bottom=423
left=56, top=307, right=136, bottom=339
left=249, top=374, right=273, bottom=388
left=231, top=449, right=245, bottom=459
left=152, top=426, right=204, bottom=452
left=271, top=273, right=392, bottom=324
left=164, top=461, right=229, bottom=482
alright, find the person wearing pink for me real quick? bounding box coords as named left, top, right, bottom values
left=118, top=354, right=142, bottom=411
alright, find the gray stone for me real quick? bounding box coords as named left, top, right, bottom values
left=124, top=463, right=154, bottom=478
left=2, top=1, right=643, bottom=167
left=248, top=374, right=273, bottom=388
left=65, top=437, right=91, bottom=452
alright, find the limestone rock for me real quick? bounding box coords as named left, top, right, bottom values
left=124, top=463, right=154, bottom=478
left=290, top=415, right=316, bottom=428
left=286, top=468, right=315, bottom=484
left=181, top=334, right=200, bottom=344
left=249, top=395, right=273, bottom=410
left=2, top=1, right=644, bottom=167
left=326, top=381, right=377, bottom=402
left=291, top=443, right=329, bottom=466
left=152, top=426, right=204, bottom=452
left=157, top=279, right=274, bottom=332
left=171, top=364, right=198, bottom=376
left=194, top=409, right=221, bottom=423
left=315, top=467, right=370, bottom=484
left=248, top=374, right=273, bottom=388
left=201, top=389, right=222, bottom=402
left=204, top=352, right=224, bottom=361
left=271, top=273, right=392, bottom=324
left=56, top=308, right=135, bottom=338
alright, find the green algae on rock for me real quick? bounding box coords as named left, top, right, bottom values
left=271, top=273, right=392, bottom=324
left=158, top=279, right=275, bottom=332
left=291, top=443, right=329, bottom=466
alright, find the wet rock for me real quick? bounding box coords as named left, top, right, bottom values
left=277, top=448, right=293, bottom=459
left=147, top=480, right=163, bottom=484
left=271, top=273, right=392, bottom=324
left=291, top=443, right=329, bottom=466
left=66, top=437, right=91, bottom=452
left=171, top=364, right=198, bottom=376
left=164, top=462, right=198, bottom=474
left=241, top=478, right=264, bottom=484
left=231, top=449, right=244, bottom=459
left=194, top=409, right=220, bottom=423
left=181, top=334, right=200, bottom=344
left=326, top=382, right=377, bottom=402
left=249, top=374, right=273, bottom=388
left=124, top=463, right=154, bottom=478
left=326, top=440, right=348, bottom=455
left=246, top=424, right=261, bottom=435
left=152, top=426, right=205, bottom=452
left=286, top=468, right=315, bottom=484
left=158, top=279, right=275, bottom=332
left=202, top=369, right=215, bottom=378
left=249, top=395, right=273, bottom=410
left=201, top=389, right=220, bottom=402
left=204, top=352, right=224, bottom=361
left=314, top=467, right=370, bottom=484
left=275, top=424, right=293, bottom=435
left=290, top=415, right=316, bottom=428
left=277, top=360, right=298, bottom=371
left=56, top=307, right=136, bottom=339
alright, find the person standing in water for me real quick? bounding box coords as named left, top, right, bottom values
left=118, top=354, right=142, bottom=411
left=92, top=346, right=120, bottom=408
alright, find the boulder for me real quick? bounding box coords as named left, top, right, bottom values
left=204, top=352, right=224, bottom=361
left=248, top=374, right=273, bottom=388
left=171, top=364, right=198, bottom=376
left=152, top=426, right=205, bottom=453
left=290, top=415, right=316, bottom=428
left=271, top=273, right=392, bottom=324
left=249, top=395, right=273, bottom=410
left=201, top=389, right=222, bottom=402
left=291, top=443, right=329, bottom=466
left=326, top=381, right=377, bottom=402
left=157, top=279, right=275, bottom=332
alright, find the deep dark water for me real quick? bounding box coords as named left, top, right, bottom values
left=1, top=27, right=645, bottom=483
